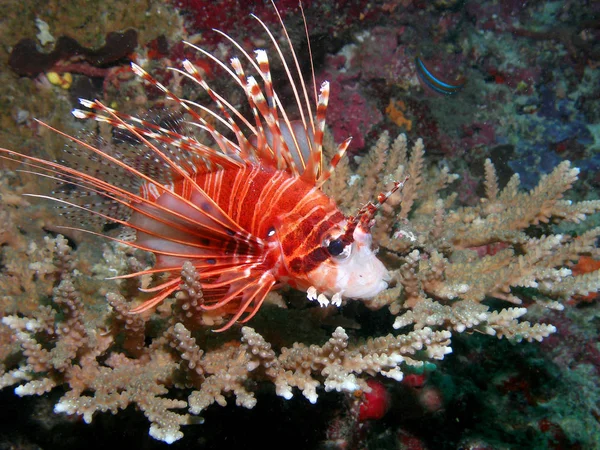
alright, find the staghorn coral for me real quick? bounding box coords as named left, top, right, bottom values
left=326, top=132, right=600, bottom=315
left=1, top=135, right=600, bottom=444
left=0, top=234, right=451, bottom=443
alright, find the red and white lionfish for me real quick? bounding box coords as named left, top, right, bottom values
left=1, top=3, right=400, bottom=331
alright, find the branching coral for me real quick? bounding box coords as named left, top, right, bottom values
left=325, top=132, right=600, bottom=338
left=0, top=232, right=452, bottom=443
left=1, top=134, right=599, bottom=444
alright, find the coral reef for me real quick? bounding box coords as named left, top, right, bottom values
left=1, top=0, right=600, bottom=447
left=1, top=133, right=599, bottom=445
left=327, top=131, right=600, bottom=322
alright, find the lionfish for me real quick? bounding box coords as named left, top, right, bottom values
left=1, top=3, right=400, bottom=331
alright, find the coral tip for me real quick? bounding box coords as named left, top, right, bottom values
left=358, top=379, right=390, bottom=421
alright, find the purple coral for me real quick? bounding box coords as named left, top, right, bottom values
left=318, top=54, right=383, bottom=152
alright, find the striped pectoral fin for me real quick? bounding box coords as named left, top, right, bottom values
left=209, top=272, right=276, bottom=332
left=130, top=277, right=181, bottom=313
left=128, top=264, right=275, bottom=330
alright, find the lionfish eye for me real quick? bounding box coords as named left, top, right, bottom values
left=326, top=238, right=346, bottom=257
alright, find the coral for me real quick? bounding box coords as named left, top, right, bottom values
left=317, top=57, right=383, bottom=152
left=357, top=379, right=391, bottom=421
left=1, top=0, right=600, bottom=444
left=386, top=99, right=413, bottom=130
left=0, top=238, right=452, bottom=443
left=1, top=132, right=599, bottom=445
left=171, top=0, right=301, bottom=42
left=328, top=132, right=600, bottom=312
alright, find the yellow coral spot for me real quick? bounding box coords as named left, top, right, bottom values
left=47, top=71, right=61, bottom=85
left=386, top=99, right=412, bottom=131
left=61, top=72, right=73, bottom=89
left=46, top=72, right=73, bottom=89
left=516, top=80, right=528, bottom=92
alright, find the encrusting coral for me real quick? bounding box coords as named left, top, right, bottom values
left=1, top=134, right=600, bottom=443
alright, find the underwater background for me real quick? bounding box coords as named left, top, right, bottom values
left=0, top=0, right=599, bottom=449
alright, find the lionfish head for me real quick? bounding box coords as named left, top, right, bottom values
left=300, top=179, right=406, bottom=300
left=317, top=221, right=390, bottom=299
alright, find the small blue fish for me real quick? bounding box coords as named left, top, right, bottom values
left=415, top=56, right=465, bottom=95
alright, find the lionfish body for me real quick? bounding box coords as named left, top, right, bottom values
left=2, top=5, right=397, bottom=331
